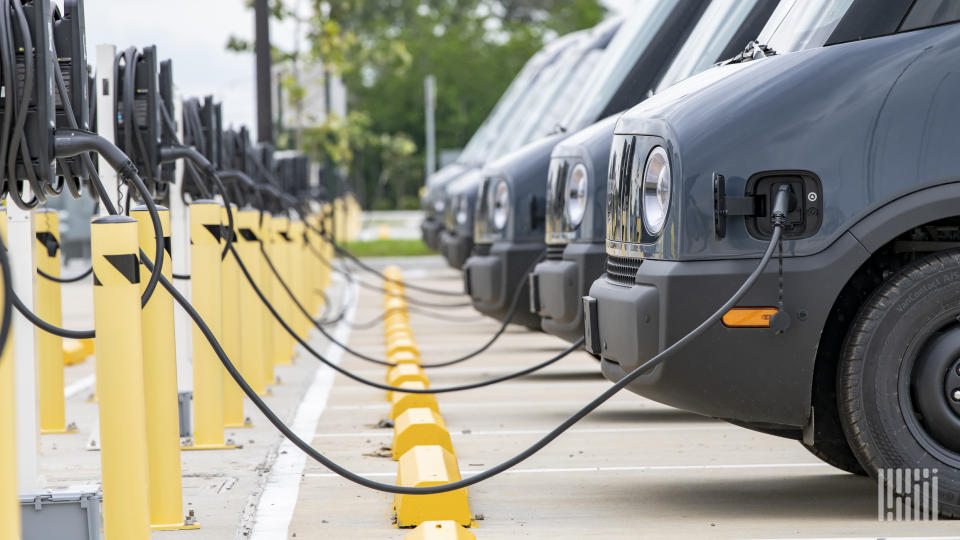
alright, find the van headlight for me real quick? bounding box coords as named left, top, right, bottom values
left=433, top=198, right=445, bottom=214
left=492, top=179, right=510, bottom=231
left=564, top=163, right=588, bottom=228
left=641, top=146, right=671, bottom=235
left=456, top=195, right=469, bottom=226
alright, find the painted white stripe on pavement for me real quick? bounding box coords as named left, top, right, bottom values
left=64, top=374, right=95, bottom=399
left=303, top=462, right=829, bottom=479
left=752, top=537, right=960, bottom=540
left=248, top=278, right=357, bottom=540
left=312, top=425, right=732, bottom=439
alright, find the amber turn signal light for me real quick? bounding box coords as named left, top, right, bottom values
left=722, top=308, right=778, bottom=328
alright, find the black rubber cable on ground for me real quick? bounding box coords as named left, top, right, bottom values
left=263, top=239, right=544, bottom=368
left=37, top=266, right=93, bottom=284
left=306, top=222, right=464, bottom=297
left=308, top=243, right=471, bottom=309
left=230, top=240, right=583, bottom=393
left=152, top=207, right=785, bottom=495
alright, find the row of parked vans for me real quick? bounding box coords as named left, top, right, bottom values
left=420, top=0, right=960, bottom=517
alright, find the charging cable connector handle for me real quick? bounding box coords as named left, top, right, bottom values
left=770, top=184, right=794, bottom=227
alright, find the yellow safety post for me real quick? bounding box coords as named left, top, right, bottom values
left=393, top=408, right=452, bottom=460
left=405, top=521, right=475, bottom=540
left=34, top=210, right=73, bottom=434
left=322, top=205, right=334, bottom=289
left=271, top=214, right=293, bottom=366
left=390, top=381, right=439, bottom=420
left=0, top=210, right=19, bottom=540
left=236, top=209, right=266, bottom=396
left=388, top=335, right=420, bottom=358
left=131, top=206, right=198, bottom=530
left=288, top=219, right=307, bottom=339
left=307, top=215, right=324, bottom=315
left=90, top=215, right=152, bottom=540
left=386, top=363, right=428, bottom=402
left=259, top=213, right=277, bottom=387
left=221, top=206, right=249, bottom=429
left=184, top=201, right=235, bottom=451
left=62, top=339, right=87, bottom=366
left=394, top=445, right=471, bottom=527
left=391, top=350, right=421, bottom=366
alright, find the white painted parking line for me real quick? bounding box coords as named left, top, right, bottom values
left=312, top=425, right=732, bottom=439
left=64, top=374, right=95, bottom=399
left=249, top=279, right=357, bottom=540
left=329, top=399, right=663, bottom=410
left=304, top=462, right=829, bottom=479
left=753, top=537, right=960, bottom=540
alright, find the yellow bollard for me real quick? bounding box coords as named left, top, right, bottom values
left=259, top=213, right=277, bottom=387
left=131, top=206, right=198, bottom=530
left=0, top=210, right=19, bottom=540
left=35, top=209, right=73, bottom=434
left=184, top=201, right=235, bottom=451
left=90, top=215, right=152, bottom=540
left=288, top=219, right=307, bottom=339
left=306, top=215, right=323, bottom=316
left=271, top=214, right=293, bottom=366
left=221, top=205, right=249, bottom=429
left=236, top=209, right=266, bottom=396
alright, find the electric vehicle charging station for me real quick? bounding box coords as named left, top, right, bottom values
left=4, top=0, right=960, bottom=538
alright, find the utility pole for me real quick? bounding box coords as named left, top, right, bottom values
left=424, top=75, right=437, bottom=177
left=255, top=0, right=273, bottom=145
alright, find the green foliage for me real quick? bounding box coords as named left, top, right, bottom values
left=230, top=0, right=605, bottom=209
left=341, top=238, right=436, bottom=257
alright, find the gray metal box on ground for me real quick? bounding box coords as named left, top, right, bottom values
left=20, top=490, right=102, bottom=540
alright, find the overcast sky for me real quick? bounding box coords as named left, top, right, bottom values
left=82, top=0, right=630, bottom=132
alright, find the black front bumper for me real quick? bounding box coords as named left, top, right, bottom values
left=440, top=229, right=473, bottom=270
left=463, top=241, right=543, bottom=330
left=583, top=233, right=869, bottom=430
left=530, top=242, right=606, bottom=343
left=421, top=217, right=443, bottom=251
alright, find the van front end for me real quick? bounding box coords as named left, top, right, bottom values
left=464, top=135, right=563, bottom=330
left=584, top=23, right=960, bottom=516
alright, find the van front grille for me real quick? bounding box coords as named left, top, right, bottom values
left=605, top=255, right=640, bottom=287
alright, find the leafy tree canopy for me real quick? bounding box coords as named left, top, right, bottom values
left=230, top=0, right=604, bottom=208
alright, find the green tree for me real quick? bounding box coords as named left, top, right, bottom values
left=229, top=0, right=605, bottom=208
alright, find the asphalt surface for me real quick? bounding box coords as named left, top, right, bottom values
left=45, top=255, right=960, bottom=539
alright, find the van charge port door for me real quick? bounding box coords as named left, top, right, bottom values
left=745, top=170, right=823, bottom=240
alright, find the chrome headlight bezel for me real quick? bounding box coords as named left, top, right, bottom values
left=433, top=198, right=445, bottom=215
left=640, top=145, right=671, bottom=236
left=564, top=162, right=589, bottom=229
left=455, top=195, right=469, bottom=226
left=491, top=179, right=510, bottom=231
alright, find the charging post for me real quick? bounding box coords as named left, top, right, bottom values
left=272, top=214, right=293, bottom=366
left=236, top=208, right=267, bottom=395
left=8, top=193, right=41, bottom=496
left=0, top=210, right=20, bottom=539
left=34, top=209, right=73, bottom=434
left=131, top=205, right=198, bottom=530
left=221, top=204, right=249, bottom=428
left=90, top=216, right=152, bottom=540
left=185, top=201, right=235, bottom=450
left=260, top=213, right=279, bottom=384
left=168, top=94, right=193, bottom=395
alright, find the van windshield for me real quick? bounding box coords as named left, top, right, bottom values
left=654, top=0, right=761, bottom=94
left=458, top=32, right=581, bottom=166
left=560, top=0, right=679, bottom=131
left=757, top=0, right=855, bottom=54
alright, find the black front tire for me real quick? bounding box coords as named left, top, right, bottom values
left=839, top=250, right=960, bottom=518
